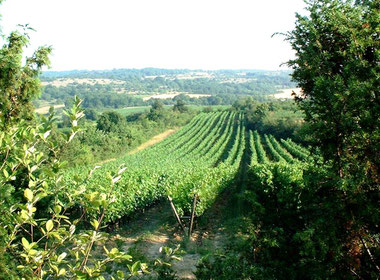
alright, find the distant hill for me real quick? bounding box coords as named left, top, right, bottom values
left=41, top=68, right=293, bottom=80
left=37, top=68, right=296, bottom=109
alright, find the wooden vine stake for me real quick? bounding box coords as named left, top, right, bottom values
left=168, top=196, right=186, bottom=234
left=188, top=194, right=198, bottom=237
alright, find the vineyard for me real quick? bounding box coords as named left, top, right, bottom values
left=64, top=111, right=310, bottom=229
left=1, top=0, right=377, bottom=277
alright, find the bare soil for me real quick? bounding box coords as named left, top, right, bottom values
left=99, top=130, right=245, bottom=278
left=96, top=128, right=179, bottom=165
left=107, top=178, right=239, bottom=279
left=128, top=128, right=179, bottom=155
left=109, top=200, right=230, bottom=280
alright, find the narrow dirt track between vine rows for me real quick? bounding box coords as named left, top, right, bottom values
left=108, top=197, right=232, bottom=279
left=97, top=128, right=179, bottom=165
left=128, top=128, right=179, bottom=155
left=103, top=129, right=251, bottom=279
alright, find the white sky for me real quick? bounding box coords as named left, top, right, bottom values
left=1, top=0, right=306, bottom=71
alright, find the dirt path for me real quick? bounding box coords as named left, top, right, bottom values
left=97, top=128, right=179, bottom=164
left=128, top=128, right=178, bottom=155
left=101, top=129, right=248, bottom=279
left=108, top=199, right=232, bottom=279
left=102, top=145, right=248, bottom=279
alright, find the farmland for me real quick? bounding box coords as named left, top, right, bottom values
left=52, top=109, right=312, bottom=278
left=1, top=0, right=377, bottom=278
left=63, top=111, right=310, bottom=226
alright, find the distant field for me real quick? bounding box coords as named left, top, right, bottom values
left=41, top=78, right=124, bottom=87
left=270, top=88, right=302, bottom=99
left=35, top=104, right=65, bottom=114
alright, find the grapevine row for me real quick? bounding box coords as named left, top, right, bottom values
left=63, top=112, right=244, bottom=223
left=267, top=134, right=295, bottom=163
left=280, top=139, right=309, bottom=160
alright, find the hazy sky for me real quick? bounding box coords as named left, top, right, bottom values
left=1, top=0, right=306, bottom=71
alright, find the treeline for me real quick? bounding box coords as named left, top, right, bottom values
left=233, top=98, right=305, bottom=141
left=41, top=67, right=293, bottom=81
left=41, top=67, right=192, bottom=80
left=44, top=71, right=294, bottom=96
left=41, top=84, right=261, bottom=109
left=42, top=84, right=147, bottom=108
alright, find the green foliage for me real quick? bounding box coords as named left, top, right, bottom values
left=84, top=108, right=98, bottom=121
left=39, top=69, right=296, bottom=108
left=285, top=0, right=379, bottom=276
left=59, top=124, right=127, bottom=166
left=58, top=105, right=196, bottom=167
left=0, top=19, right=181, bottom=279
left=242, top=162, right=379, bottom=278
left=235, top=98, right=305, bottom=140
left=0, top=97, right=185, bottom=279
left=248, top=130, right=258, bottom=165
left=148, top=100, right=165, bottom=121
left=287, top=0, right=379, bottom=178
left=97, top=111, right=126, bottom=133
left=153, top=245, right=183, bottom=280
left=2, top=1, right=377, bottom=279
left=0, top=30, right=52, bottom=129
left=197, top=162, right=373, bottom=279
left=280, top=138, right=309, bottom=161
left=173, top=99, right=188, bottom=113
left=196, top=253, right=255, bottom=280
left=63, top=112, right=242, bottom=223
left=197, top=1, right=379, bottom=278
left=253, top=130, right=269, bottom=164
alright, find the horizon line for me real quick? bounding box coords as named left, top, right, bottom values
left=42, top=67, right=293, bottom=73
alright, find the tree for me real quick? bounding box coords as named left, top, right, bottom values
left=173, top=99, right=188, bottom=113
left=199, top=1, right=378, bottom=278
left=286, top=0, right=379, bottom=277
left=96, top=111, right=125, bottom=133
left=0, top=27, right=174, bottom=280
left=148, top=99, right=165, bottom=121
left=84, top=108, right=98, bottom=121
left=0, top=29, right=52, bottom=129
left=0, top=4, right=184, bottom=278
left=286, top=0, right=379, bottom=179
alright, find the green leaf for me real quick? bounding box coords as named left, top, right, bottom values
left=53, top=205, right=62, bottom=214
left=22, top=238, right=29, bottom=250
left=117, top=270, right=124, bottom=278
left=30, top=165, right=38, bottom=173
left=128, top=261, right=141, bottom=275
left=91, top=219, right=99, bottom=230
left=58, top=252, right=67, bottom=262
left=24, top=188, right=33, bottom=202
left=3, top=169, right=9, bottom=178
left=57, top=268, right=66, bottom=276
left=20, top=210, right=29, bottom=221
left=43, top=130, right=51, bottom=139
left=46, top=220, right=54, bottom=232
left=112, top=175, right=121, bottom=183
